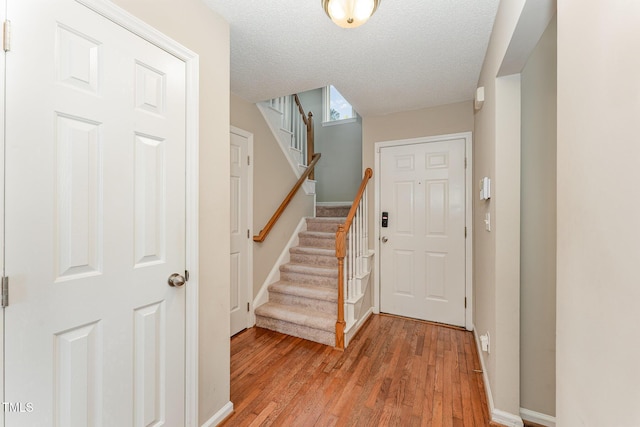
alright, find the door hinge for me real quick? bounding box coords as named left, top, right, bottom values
left=247, top=302, right=250, bottom=312
left=3, top=20, right=11, bottom=52
left=465, top=157, right=467, bottom=169
left=185, top=270, right=190, bottom=282
left=247, top=229, right=250, bottom=238
left=1, top=276, right=9, bottom=308
left=247, top=156, right=250, bottom=166
left=465, top=227, right=467, bottom=238
left=465, top=297, right=467, bottom=308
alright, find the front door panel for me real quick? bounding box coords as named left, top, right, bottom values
left=380, top=140, right=466, bottom=326
left=4, top=1, right=187, bottom=425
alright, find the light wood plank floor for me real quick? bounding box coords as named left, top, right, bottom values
left=222, top=314, right=493, bottom=426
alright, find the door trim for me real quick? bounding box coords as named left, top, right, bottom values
left=74, top=1, right=200, bottom=424
left=374, top=132, right=473, bottom=331
left=230, top=126, right=254, bottom=330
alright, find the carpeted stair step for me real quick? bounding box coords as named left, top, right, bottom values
left=255, top=302, right=335, bottom=347
left=268, top=280, right=337, bottom=314
left=279, top=263, right=338, bottom=288
left=316, top=204, right=351, bottom=218
left=289, top=246, right=337, bottom=268
left=306, top=217, right=346, bottom=233
left=298, top=231, right=335, bottom=249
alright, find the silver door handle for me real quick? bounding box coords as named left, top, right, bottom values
left=168, top=273, right=186, bottom=287
left=381, top=236, right=388, bottom=243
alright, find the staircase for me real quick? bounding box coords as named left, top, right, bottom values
left=254, top=205, right=350, bottom=347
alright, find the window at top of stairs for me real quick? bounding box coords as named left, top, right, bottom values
left=322, top=85, right=358, bottom=126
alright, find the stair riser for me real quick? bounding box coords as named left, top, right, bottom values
left=290, top=253, right=338, bottom=268
left=256, top=315, right=335, bottom=347
left=269, top=292, right=337, bottom=315
left=280, top=264, right=338, bottom=279
left=306, top=222, right=343, bottom=233
left=316, top=206, right=351, bottom=218
left=279, top=271, right=337, bottom=288
left=299, top=236, right=334, bottom=249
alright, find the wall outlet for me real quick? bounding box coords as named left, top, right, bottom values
left=480, top=332, right=491, bottom=353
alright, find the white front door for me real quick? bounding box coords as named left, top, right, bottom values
left=379, top=139, right=466, bottom=326
left=4, top=1, right=187, bottom=425
left=230, top=129, right=251, bottom=336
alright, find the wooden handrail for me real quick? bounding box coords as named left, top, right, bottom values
left=253, top=153, right=321, bottom=243
left=335, top=168, right=373, bottom=349
left=294, top=94, right=315, bottom=180
left=293, top=94, right=309, bottom=126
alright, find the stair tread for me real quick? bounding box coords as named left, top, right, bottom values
left=255, top=302, right=335, bottom=332
left=307, top=217, right=347, bottom=222
left=269, top=280, right=338, bottom=302
left=299, top=230, right=335, bottom=238
left=290, top=246, right=335, bottom=256
left=280, top=263, right=338, bottom=277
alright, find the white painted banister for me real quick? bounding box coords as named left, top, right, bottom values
left=268, top=95, right=309, bottom=169
left=335, top=168, right=373, bottom=349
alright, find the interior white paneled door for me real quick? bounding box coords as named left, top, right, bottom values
left=0, top=1, right=6, bottom=425
left=379, top=140, right=466, bottom=326
left=4, top=0, right=187, bottom=425
left=230, top=130, right=251, bottom=336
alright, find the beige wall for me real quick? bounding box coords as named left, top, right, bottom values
left=363, top=101, right=474, bottom=155
left=473, top=0, right=525, bottom=417
left=110, top=0, right=231, bottom=424
left=520, top=15, right=556, bottom=417
left=363, top=101, right=474, bottom=186
left=230, top=94, right=315, bottom=296
left=557, top=1, right=640, bottom=424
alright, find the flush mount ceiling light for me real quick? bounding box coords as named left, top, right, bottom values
left=322, top=0, right=381, bottom=28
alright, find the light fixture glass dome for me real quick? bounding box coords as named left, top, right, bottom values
left=322, top=0, right=381, bottom=28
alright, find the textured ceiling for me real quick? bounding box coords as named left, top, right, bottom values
left=203, top=0, right=500, bottom=116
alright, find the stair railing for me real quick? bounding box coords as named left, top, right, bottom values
left=335, top=168, right=373, bottom=349
left=269, top=94, right=315, bottom=176
left=253, top=154, right=321, bottom=243
left=293, top=94, right=315, bottom=179
left=255, top=95, right=317, bottom=243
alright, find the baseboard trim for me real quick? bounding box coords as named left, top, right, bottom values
left=473, top=327, right=523, bottom=427
left=493, top=408, right=524, bottom=427
left=200, top=401, right=234, bottom=427
left=520, top=408, right=556, bottom=427
left=345, top=306, right=374, bottom=347
left=252, top=217, right=307, bottom=324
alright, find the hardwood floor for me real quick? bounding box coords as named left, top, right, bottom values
left=222, top=314, right=494, bottom=426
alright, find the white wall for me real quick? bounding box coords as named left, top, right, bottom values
left=109, top=0, right=231, bottom=424
left=520, top=15, right=556, bottom=418
left=473, top=0, right=526, bottom=420
left=557, top=1, right=640, bottom=424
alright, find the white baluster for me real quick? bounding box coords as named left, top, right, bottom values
left=298, top=116, right=302, bottom=152
left=355, top=204, right=360, bottom=278
left=348, top=226, right=355, bottom=300
left=344, top=229, right=349, bottom=301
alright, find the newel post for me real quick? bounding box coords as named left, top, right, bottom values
left=335, top=224, right=346, bottom=349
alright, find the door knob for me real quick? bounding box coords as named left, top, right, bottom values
left=168, top=273, right=186, bottom=287
left=381, top=236, right=388, bottom=243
